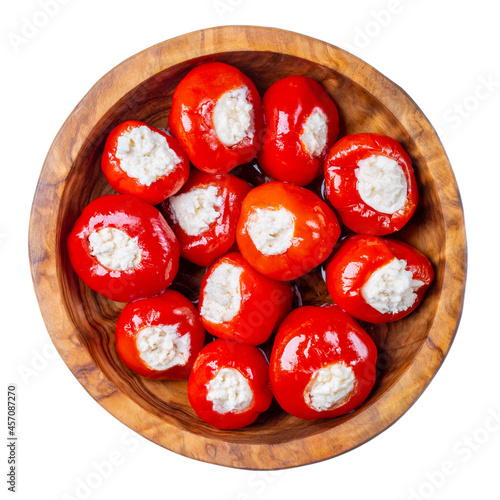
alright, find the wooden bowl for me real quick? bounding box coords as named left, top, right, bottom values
left=29, top=26, right=466, bottom=469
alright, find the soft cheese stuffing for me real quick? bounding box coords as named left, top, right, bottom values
left=206, top=367, right=253, bottom=413
left=305, top=362, right=356, bottom=412
left=212, top=86, right=254, bottom=147
left=355, top=154, right=408, bottom=214
left=361, top=257, right=425, bottom=314
left=200, top=263, right=243, bottom=324
left=300, top=109, right=328, bottom=158
left=136, top=324, right=190, bottom=371
left=247, top=207, right=294, bottom=256
left=116, top=125, right=180, bottom=186
left=169, top=185, right=222, bottom=236
left=88, top=227, right=141, bottom=271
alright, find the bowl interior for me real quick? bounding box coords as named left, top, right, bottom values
left=56, top=49, right=445, bottom=445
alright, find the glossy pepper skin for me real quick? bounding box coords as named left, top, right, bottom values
left=236, top=181, right=341, bottom=281
left=325, top=235, right=434, bottom=323
left=258, top=76, right=339, bottom=186
left=269, top=305, right=378, bottom=420
left=187, top=339, right=273, bottom=429
left=101, top=120, right=190, bottom=205
left=198, top=252, right=293, bottom=346
left=324, top=133, right=418, bottom=235
left=115, top=290, right=205, bottom=380
left=161, top=169, right=251, bottom=267
left=67, top=194, right=180, bottom=303
left=168, top=62, right=264, bottom=174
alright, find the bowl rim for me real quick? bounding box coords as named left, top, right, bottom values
left=29, top=25, right=467, bottom=469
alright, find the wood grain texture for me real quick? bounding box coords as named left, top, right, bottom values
left=29, top=26, right=466, bottom=469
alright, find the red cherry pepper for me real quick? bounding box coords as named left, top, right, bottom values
left=325, top=234, right=434, bottom=323
left=115, top=290, right=205, bottom=380
left=161, top=169, right=251, bottom=267
left=324, top=133, right=418, bottom=235
left=198, top=252, right=293, bottom=346
left=258, top=75, right=339, bottom=186
left=187, top=339, right=273, bottom=429
left=236, top=181, right=341, bottom=281
left=101, top=120, right=190, bottom=205
left=269, top=304, right=377, bottom=420
left=168, top=62, right=264, bottom=174
left=67, top=194, right=180, bottom=302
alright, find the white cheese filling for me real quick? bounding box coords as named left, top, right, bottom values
left=305, top=362, right=356, bottom=412
left=247, top=208, right=294, bottom=256
left=212, top=86, right=254, bottom=147
left=206, top=367, right=253, bottom=414
left=88, top=227, right=141, bottom=271
left=115, top=125, right=180, bottom=186
left=169, top=185, right=223, bottom=236
left=200, top=262, right=243, bottom=324
left=136, top=324, right=190, bottom=371
left=300, top=109, right=328, bottom=158
left=361, top=257, right=425, bottom=314
left=355, top=154, right=408, bottom=214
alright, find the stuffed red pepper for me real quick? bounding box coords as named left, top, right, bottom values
left=161, top=169, right=251, bottom=267
left=325, top=234, right=434, bottom=323
left=115, top=290, right=205, bottom=380
left=236, top=181, right=340, bottom=281
left=188, top=339, right=273, bottom=429
left=270, top=305, right=377, bottom=420
left=324, top=133, right=418, bottom=235
left=198, top=252, right=293, bottom=346
left=168, top=62, right=264, bottom=174
left=258, top=75, right=339, bottom=186
left=67, top=194, right=180, bottom=302
left=101, top=120, right=190, bottom=205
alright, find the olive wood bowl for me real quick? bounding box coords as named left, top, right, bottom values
left=29, top=26, right=467, bottom=469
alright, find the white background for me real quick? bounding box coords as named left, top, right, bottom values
left=2, top=0, right=500, bottom=499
